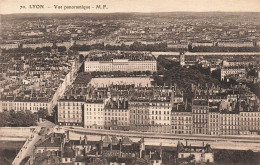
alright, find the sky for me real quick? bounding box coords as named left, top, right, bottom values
left=0, top=0, right=260, bottom=14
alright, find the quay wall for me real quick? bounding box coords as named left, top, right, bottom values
left=0, top=127, right=36, bottom=140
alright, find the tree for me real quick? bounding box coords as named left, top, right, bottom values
left=0, top=110, right=37, bottom=127
left=58, top=46, right=66, bottom=52
left=0, top=110, right=10, bottom=126
left=79, top=54, right=85, bottom=63
left=37, top=108, right=49, bottom=119
left=214, top=150, right=232, bottom=165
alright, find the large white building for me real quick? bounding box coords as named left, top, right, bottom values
left=0, top=43, right=19, bottom=49
left=14, top=98, right=51, bottom=113
left=0, top=98, right=14, bottom=112
left=84, top=59, right=157, bottom=72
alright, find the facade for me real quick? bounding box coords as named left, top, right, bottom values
left=220, top=112, right=240, bottom=135
left=89, top=77, right=153, bottom=88
left=14, top=99, right=51, bottom=113
left=208, top=111, right=221, bottom=135
left=57, top=98, right=84, bottom=126
left=0, top=43, right=19, bottom=49
left=149, top=101, right=172, bottom=133
left=84, top=100, right=104, bottom=129
left=239, top=111, right=260, bottom=135
left=129, top=100, right=150, bottom=131
left=171, top=111, right=192, bottom=134
left=0, top=98, right=14, bottom=112
left=104, top=99, right=130, bottom=130
left=192, top=100, right=209, bottom=134
left=221, top=67, right=246, bottom=80
left=217, top=41, right=253, bottom=47
left=84, top=59, right=157, bottom=72
left=222, top=60, right=255, bottom=67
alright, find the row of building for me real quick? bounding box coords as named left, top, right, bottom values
left=24, top=130, right=214, bottom=165
left=57, top=82, right=260, bottom=135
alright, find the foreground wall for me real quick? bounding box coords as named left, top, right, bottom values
left=0, top=127, right=36, bottom=140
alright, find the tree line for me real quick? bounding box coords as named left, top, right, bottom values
left=0, top=109, right=48, bottom=127
left=2, top=46, right=67, bottom=53
left=190, top=46, right=260, bottom=52
left=70, top=41, right=186, bottom=52
left=2, top=43, right=259, bottom=53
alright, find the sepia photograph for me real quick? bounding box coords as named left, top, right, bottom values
left=0, top=0, right=260, bottom=164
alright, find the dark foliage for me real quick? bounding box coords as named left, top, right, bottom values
left=153, top=56, right=222, bottom=101
left=191, top=46, right=260, bottom=52
left=0, top=110, right=37, bottom=127
left=214, top=150, right=260, bottom=165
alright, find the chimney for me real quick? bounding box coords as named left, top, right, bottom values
left=100, top=140, right=103, bottom=155
left=84, top=135, right=87, bottom=145
left=119, top=139, right=122, bottom=157
left=51, top=136, right=54, bottom=143
left=185, top=99, right=188, bottom=111
left=124, top=99, right=127, bottom=109
left=75, top=148, right=79, bottom=156
left=159, top=143, right=162, bottom=159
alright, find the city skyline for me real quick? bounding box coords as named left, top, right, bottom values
left=1, top=0, right=260, bottom=14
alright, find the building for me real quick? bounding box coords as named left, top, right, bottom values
left=57, top=97, right=84, bottom=126
left=0, top=96, right=14, bottom=112
left=221, top=67, right=246, bottom=81
left=85, top=59, right=157, bottom=72
left=217, top=41, right=253, bottom=47
left=104, top=98, right=130, bottom=130
left=84, top=51, right=157, bottom=73
left=220, top=111, right=240, bottom=135
left=208, top=110, right=221, bottom=135
left=88, top=77, right=153, bottom=88
left=177, top=141, right=214, bottom=164
left=192, top=100, right=209, bottom=134
left=171, top=104, right=192, bottom=134
left=149, top=101, right=172, bottom=133
left=35, top=133, right=64, bottom=154
left=14, top=98, right=51, bottom=114
left=239, top=111, right=260, bottom=135
left=0, top=43, right=19, bottom=49
left=84, top=99, right=104, bottom=129
left=129, top=100, right=150, bottom=132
